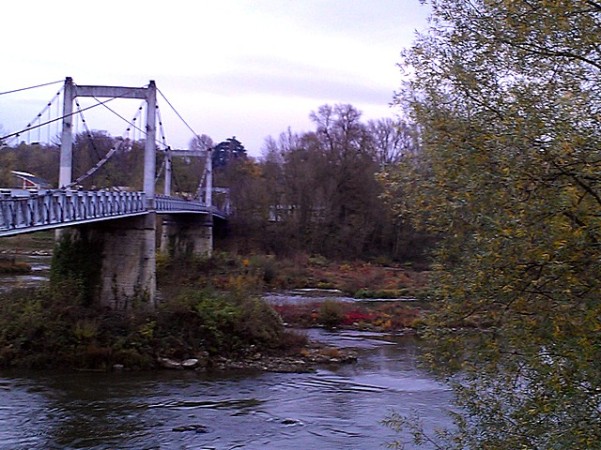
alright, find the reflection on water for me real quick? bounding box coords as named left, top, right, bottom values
left=0, top=330, right=453, bottom=450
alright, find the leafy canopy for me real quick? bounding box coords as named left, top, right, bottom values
left=381, top=1, right=601, bottom=448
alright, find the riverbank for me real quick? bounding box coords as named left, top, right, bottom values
left=0, top=329, right=453, bottom=450
left=159, top=252, right=431, bottom=333
left=0, top=231, right=54, bottom=253
left=0, top=251, right=432, bottom=372
left=0, top=232, right=52, bottom=274
left=0, top=255, right=32, bottom=274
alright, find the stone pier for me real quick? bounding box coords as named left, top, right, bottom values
left=159, top=214, right=213, bottom=258
left=52, top=212, right=216, bottom=311
left=58, top=214, right=157, bottom=311
left=94, top=214, right=157, bottom=310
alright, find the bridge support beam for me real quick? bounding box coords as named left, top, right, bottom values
left=159, top=215, right=213, bottom=258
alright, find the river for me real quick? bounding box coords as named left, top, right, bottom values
left=0, top=257, right=454, bottom=449
left=0, top=254, right=51, bottom=292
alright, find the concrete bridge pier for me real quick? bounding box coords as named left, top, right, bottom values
left=58, top=214, right=157, bottom=311
left=95, top=214, right=157, bottom=310
left=159, top=215, right=213, bottom=259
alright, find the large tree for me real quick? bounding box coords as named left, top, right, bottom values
left=212, top=136, right=247, bottom=169
left=381, top=1, right=601, bottom=448
left=261, top=104, right=405, bottom=258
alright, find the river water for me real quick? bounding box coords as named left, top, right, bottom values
left=0, top=254, right=51, bottom=292
left=0, top=257, right=454, bottom=450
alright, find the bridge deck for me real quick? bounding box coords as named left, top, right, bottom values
left=0, top=190, right=227, bottom=237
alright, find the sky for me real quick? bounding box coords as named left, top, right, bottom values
left=0, top=0, right=430, bottom=157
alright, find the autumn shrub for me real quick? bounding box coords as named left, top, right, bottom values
left=318, top=300, right=345, bottom=329
left=0, top=282, right=295, bottom=369
left=336, top=265, right=387, bottom=296
left=50, top=232, right=103, bottom=306
left=248, top=254, right=278, bottom=284
left=354, top=288, right=411, bottom=299
left=277, top=328, right=309, bottom=353
left=308, top=254, right=328, bottom=267
left=0, top=286, right=101, bottom=368
left=272, top=302, right=320, bottom=327
left=341, top=308, right=374, bottom=326
left=111, top=348, right=154, bottom=370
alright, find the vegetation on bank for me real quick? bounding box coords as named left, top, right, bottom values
left=0, top=281, right=305, bottom=371
left=159, top=252, right=429, bottom=331
left=0, top=256, right=31, bottom=274
left=0, top=250, right=429, bottom=371
left=273, top=300, right=422, bottom=332
left=0, top=232, right=55, bottom=253
left=158, top=251, right=429, bottom=297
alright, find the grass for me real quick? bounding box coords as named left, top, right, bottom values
left=0, top=232, right=54, bottom=253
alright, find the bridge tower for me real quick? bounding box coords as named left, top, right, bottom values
left=58, top=77, right=158, bottom=310
left=159, top=147, right=215, bottom=259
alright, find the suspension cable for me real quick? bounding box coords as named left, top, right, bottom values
left=154, top=104, right=169, bottom=185
left=156, top=104, right=169, bottom=149
left=92, top=96, right=146, bottom=137
left=68, top=141, right=124, bottom=188
left=157, top=87, right=199, bottom=138
left=0, top=79, right=63, bottom=96
left=0, top=96, right=119, bottom=143
left=126, top=105, right=144, bottom=139
left=75, top=99, right=103, bottom=161
left=3, top=88, right=63, bottom=146
left=155, top=156, right=166, bottom=183
left=66, top=104, right=144, bottom=188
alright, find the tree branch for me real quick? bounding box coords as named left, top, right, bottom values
left=585, top=0, right=601, bottom=11
left=500, top=39, right=601, bottom=71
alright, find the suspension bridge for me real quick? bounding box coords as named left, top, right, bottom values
left=0, top=77, right=230, bottom=309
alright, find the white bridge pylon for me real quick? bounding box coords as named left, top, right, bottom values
left=59, top=77, right=158, bottom=208
left=0, top=77, right=228, bottom=238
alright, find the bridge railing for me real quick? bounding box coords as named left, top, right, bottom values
left=155, top=194, right=228, bottom=218
left=0, top=190, right=146, bottom=234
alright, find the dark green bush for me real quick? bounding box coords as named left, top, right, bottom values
left=156, top=288, right=285, bottom=356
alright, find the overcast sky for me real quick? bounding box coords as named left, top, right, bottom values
left=1, top=0, right=429, bottom=156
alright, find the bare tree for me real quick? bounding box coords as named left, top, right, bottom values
left=368, top=118, right=419, bottom=167
left=189, top=134, right=214, bottom=151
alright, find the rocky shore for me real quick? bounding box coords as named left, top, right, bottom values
left=155, top=343, right=358, bottom=374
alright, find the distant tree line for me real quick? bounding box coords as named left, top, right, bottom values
left=217, top=104, right=427, bottom=261
left=0, top=105, right=429, bottom=262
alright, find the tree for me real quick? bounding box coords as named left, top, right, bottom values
left=261, top=104, right=392, bottom=258
left=211, top=105, right=428, bottom=260
left=381, top=1, right=601, bottom=448
left=212, top=136, right=247, bottom=169
left=367, top=117, right=419, bottom=167
left=0, top=142, right=59, bottom=187
left=189, top=133, right=213, bottom=152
